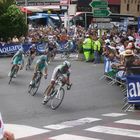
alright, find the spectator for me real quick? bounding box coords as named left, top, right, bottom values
left=12, top=35, right=19, bottom=43
left=0, top=113, right=15, bottom=140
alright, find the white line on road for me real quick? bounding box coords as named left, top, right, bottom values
left=115, top=119, right=140, bottom=126
left=5, top=124, right=50, bottom=139
left=44, top=117, right=101, bottom=130
left=102, top=113, right=127, bottom=117
left=50, top=134, right=102, bottom=140
left=85, top=126, right=140, bottom=138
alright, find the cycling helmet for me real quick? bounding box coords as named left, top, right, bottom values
left=30, top=44, right=36, bottom=49
left=18, top=48, right=24, bottom=54
left=40, top=55, right=47, bottom=62
left=63, top=61, right=71, bottom=68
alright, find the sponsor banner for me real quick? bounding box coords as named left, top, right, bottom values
left=127, top=75, right=140, bottom=103
left=138, top=17, right=140, bottom=33
left=0, top=42, right=46, bottom=56
left=0, top=43, right=23, bottom=55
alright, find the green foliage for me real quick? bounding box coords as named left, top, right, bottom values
left=0, top=0, right=16, bottom=15
left=0, top=4, right=28, bottom=41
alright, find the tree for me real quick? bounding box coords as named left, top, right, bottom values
left=0, top=0, right=15, bottom=15
left=0, top=1, right=28, bottom=41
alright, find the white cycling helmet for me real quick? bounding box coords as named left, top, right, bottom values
left=63, top=61, right=71, bottom=68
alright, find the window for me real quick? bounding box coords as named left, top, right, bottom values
left=135, top=0, right=137, bottom=3
left=138, top=4, right=140, bottom=11
left=124, top=0, right=126, bottom=3
left=131, top=0, right=133, bottom=3
left=127, top=4, right=130, bottom=11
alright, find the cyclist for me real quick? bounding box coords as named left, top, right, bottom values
left=42, top=60, right=72, bottom=104
left=25, top=44, right=36, bottom=69
left=47, top=40, right=57, bottom=63
left=29, top=55, right=48, bottom=86
left=8, top=48, right=24, bottom=78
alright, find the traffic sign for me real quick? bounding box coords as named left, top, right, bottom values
left=93, top=18, right=111, bottom=22
left=93, top=9, right=111, bottom=17
left=90, top=0, right=108, bottom=8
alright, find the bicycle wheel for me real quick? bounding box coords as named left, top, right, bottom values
left=50, top=88, right=65, bottom=110
left=28, top=77, right=41, bottom=96
left=8, top=67, right=17, bottom=84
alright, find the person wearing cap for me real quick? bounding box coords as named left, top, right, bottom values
left=8, top=48, right=25, bottom=78
left=82, top=34, right=93, bottom=62
left=42, top=61, right=72, bottom=104
left=29, top=55, right=48, bottom=86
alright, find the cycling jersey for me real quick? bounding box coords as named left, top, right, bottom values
left=12, top=51, right=24, bottom=65
left=51, top=64, right=70, bottom=81
left=30, top=49, right=36, bottom=55
left=36, top=59, right=48, bottom=72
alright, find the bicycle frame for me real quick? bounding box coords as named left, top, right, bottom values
left=8, top=64, right=19, bottom=84
left=28, top=71, right=42, bottom=96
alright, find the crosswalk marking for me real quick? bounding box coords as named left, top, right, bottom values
left=85, top=126, right=140, bottom=138
left=115, top=119, right=140, bottom=126
left=44, top=117, right=101, bottom=130
left=5, top=124, right=50, bottom=139
left=44, top=124, right=72, bottom=130
left=102, top=113, right=127, bottom=117
left=50, top=134, right=102, bottom=140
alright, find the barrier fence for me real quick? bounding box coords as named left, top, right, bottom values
left=101, top=58, right=140, bottom=112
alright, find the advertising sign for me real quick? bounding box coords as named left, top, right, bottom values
left=138, top=17, right=140, bottom=33
left=127, top=75, right=140, bottom=103
left=0, top=43, right=47, bottom=56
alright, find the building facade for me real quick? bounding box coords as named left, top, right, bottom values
left=120, top=0, right=140, bottom=17
left=76, top=0, right=120, bottom=13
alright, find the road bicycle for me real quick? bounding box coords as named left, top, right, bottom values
left=25, top=55, right=34, bottom=70
left=28, top=71, right=42, bottom=96
left=43, top=76, right=72, bottom=110
left=8, top=65, right=19, bottom=84
left=60, top=44, right=71, bottom=59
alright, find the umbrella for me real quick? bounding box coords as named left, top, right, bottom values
left=20, top=7, right=32, bottom=14
left=24, top=6, right=43, bottom=12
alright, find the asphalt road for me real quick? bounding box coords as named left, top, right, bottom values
left=0, top=55, right=140, bottom=140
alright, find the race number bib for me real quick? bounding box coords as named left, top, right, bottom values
left=0, top=113, right=4, bottom=139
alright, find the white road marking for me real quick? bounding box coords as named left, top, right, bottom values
left=115, top=119, right=140, bottom=126
left=102, top=113, right=127, bottom=117
left=44, top=124, right=72, bottom=130
left=5, top=124, right=50, bottom=139
left=86, top=126, right=140, bottom=138
left=50, top=134, right=102, bottom=140
left=44, top=117, right=101, bottom=130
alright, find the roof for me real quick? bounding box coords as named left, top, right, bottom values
left=108, top=0, right=120, bottom=5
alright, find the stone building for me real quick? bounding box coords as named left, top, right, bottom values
left=120, top=0, right=140, bottom=17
